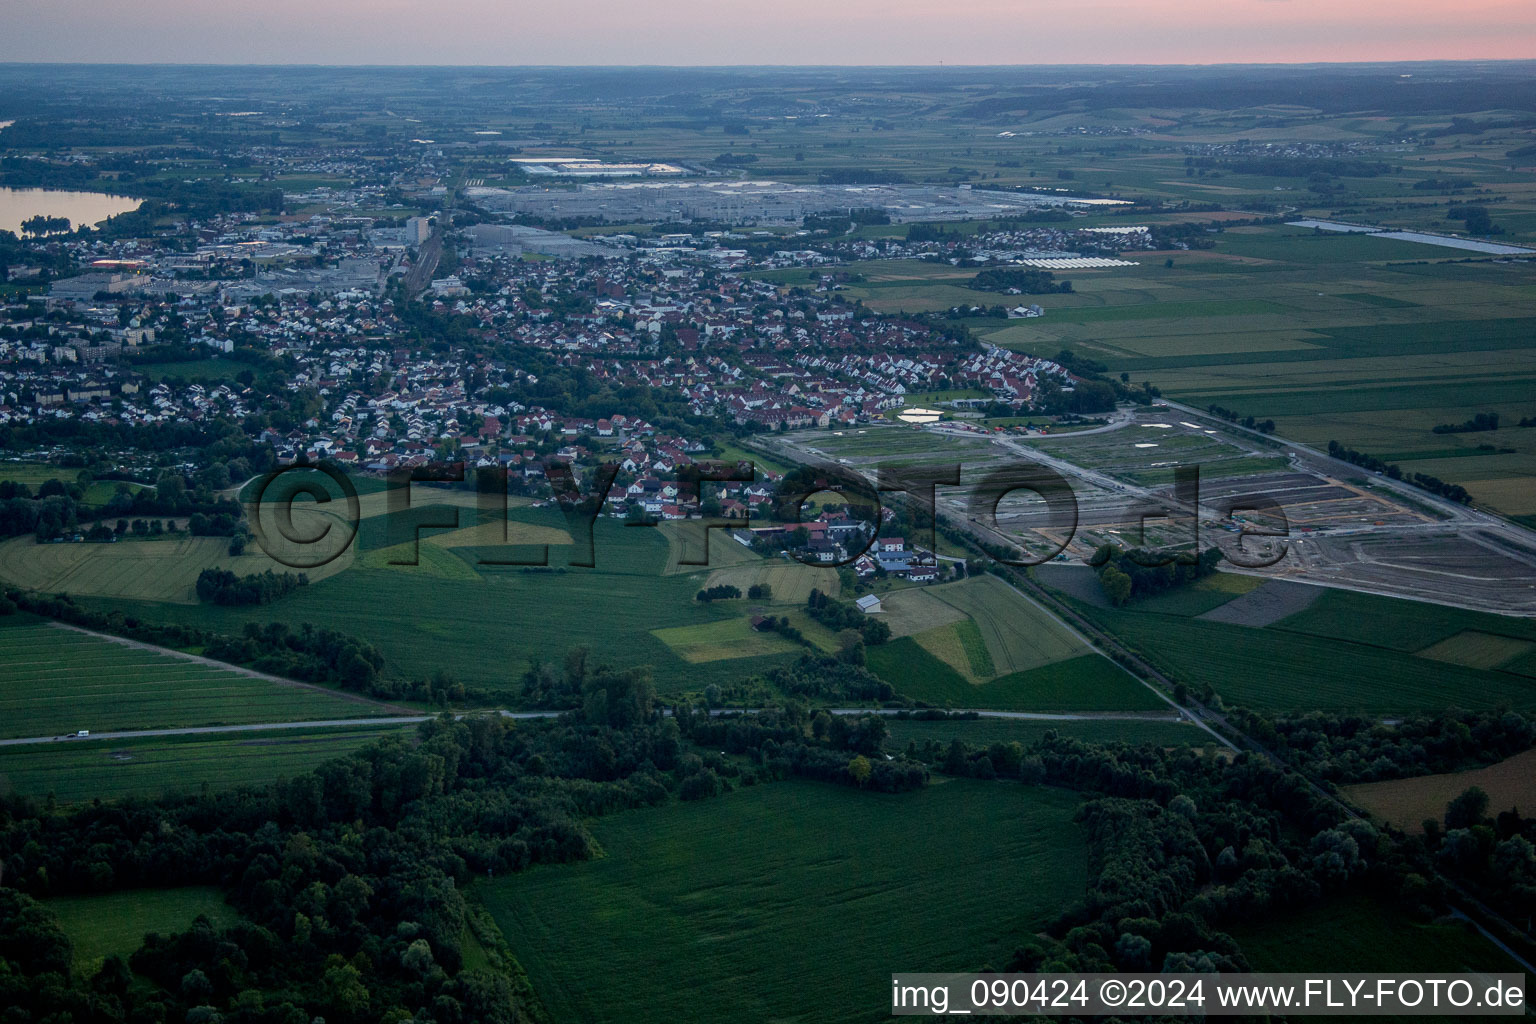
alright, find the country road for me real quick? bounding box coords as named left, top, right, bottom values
left=0, top=708, right=1189, bottom=748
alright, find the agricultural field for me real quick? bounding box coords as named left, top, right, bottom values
left=861, top=573, right=1162, bottom=710
left=1230, top=892, right=1526, bottom=976
left=88, top=513, right=805, bottom=697
left=1417, top=631, right=1536, bottom=671
left=46, top=887, right=240, bottom=971
left=950, top=229, right=1536, bottom=518
left=1345, top=748, right=1536, bottom=833
left=478, top=779, right=1085, bottom=1024
left=922, top=575, right=1091, bottom=675
left=875, top=586, right=969, bottom=638
left=1071, top=598, right=1536, bottom=714
left=0, top=531, right=353, bottom=603
left=0, top=618, right=384, bottom=738
left=651, top=615, right=803, bottom=664
left=658, top=521, right=760, bottom=575
left=1124, top=570, right=1264, bottom=617
left=1277, top=588, right=1536, bottom=655
left=1193, top=578, right=1323, bottom=628
left=867, top=639, right=1161, bottom=712
left=0, top=725, right=409, bottom=804
left=700, top=560, right=840, bottom=605
left=881, top=715, right=1213, bottom=750
left=1, top=462, right=78, bottom=487
left=910, top=618, right=996, bottom=679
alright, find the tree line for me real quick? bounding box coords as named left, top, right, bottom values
left=1327, top=441, right=1473, bottom=504
left=968, top=267, right=1074, bottom=295
left=1093, top=544, right=1224, bottom=606
left=195, top=568, right=308, bottom=606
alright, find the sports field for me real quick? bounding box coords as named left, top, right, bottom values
left=478, top=779, right=1085, bottom=1024
left=0, top=619, right=382, bottom=738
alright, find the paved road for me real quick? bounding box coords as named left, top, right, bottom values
left=0, top=707, right=1189, bottom=748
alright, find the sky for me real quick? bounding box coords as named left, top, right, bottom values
left=2, top=0, right=1534, bottom=65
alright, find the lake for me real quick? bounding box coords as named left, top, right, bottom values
left=0, top=186, right=143, bottom=236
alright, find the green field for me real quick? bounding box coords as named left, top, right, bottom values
left=478, top=779, right=1085, bottom=1024
left=701, top=560, right=841, bottom=605
left=658, top=524, right=761, bottom=575
left=0, top=530, right=354, bottom=603
left=924, top=575, right=1092, bottom=675
left=81, top=512, right=798, bottom=696
left=862, top=574, right=1161, bottom=711
left=0, top=618, right=383, bottom=738
left=868, top=638, right=1162, bottom=712
left=1277, top=589, right=1536, bottom=654
left=46, top=887, right=239, bottom=970
left=882, top=715, right=1211, bottom=749
left=927, top=226, right=1536, bottom=517
left=1231, top=892, right=1526, bottom=977
left=0, top=725, right=409, bottom=803
left=1124, top=571, right=1265, bottom=617
left=912, top=618, right=996, bottom=679
left=0, top=462, right=76, bottom=487
left=651, top=615, right=803, bottom=663
left=1075, top=599, right=1536, bottom=713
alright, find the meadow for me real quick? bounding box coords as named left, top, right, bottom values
left=1120, top=571, right=1263, bottom=617
left=477, top=778, right=1085, bottom=1024
left=1230, top=892, right=1525, bottom=976
left=922, top=574, right=1091, bottom=675
left=1066, top=591, right=1536, bottom=714
left=881, top=715, right=1210, bottom=750
left=700, top=560, right=840, bottom=605
left=0, top=462, right=80, bottom=487
left=651, top=616, right=803, bottom=663
left=85, top=510, right=807, bottom=697
left=867, top=639, right=1161, bottom=712
left=0, top=724, right=409, bottom=803
left=0, top=531, right=354, bottom=603
left=861, top=573, right=1162, bottom=711
left=0, top=618, right=381, bottom=738
left=46, top=887, right=240, bottom=971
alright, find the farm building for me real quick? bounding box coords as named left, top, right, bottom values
left=855, top=594, right=883, bottom=614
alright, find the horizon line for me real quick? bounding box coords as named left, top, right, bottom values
left=2, top=58, right=1535, bottom=70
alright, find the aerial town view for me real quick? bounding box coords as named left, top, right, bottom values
left=1, top=5, right=1536, bottom=1022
